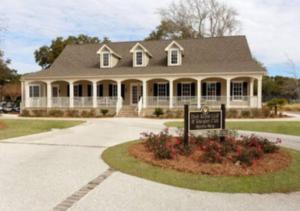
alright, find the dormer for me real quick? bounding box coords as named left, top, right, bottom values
left=165, top=41, right=184, bottom=66
left=129, top=43, right=152, bottom=67
left=97, top=44, right=122, bottom=68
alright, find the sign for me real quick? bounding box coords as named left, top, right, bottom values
left=189, top=111, right=222, bottom=130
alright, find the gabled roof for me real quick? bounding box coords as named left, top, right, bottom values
left=23, top=36, right=265, bottom=79
left=96, top=44, right=122, bottom=59
left=129, top=42, right=153, bottom=57
left=164, top=40, right=184, bottom=51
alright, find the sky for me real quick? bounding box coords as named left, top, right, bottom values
left=0, top=0, right=299, bottom=76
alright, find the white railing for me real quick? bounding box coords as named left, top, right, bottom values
left=201, top=96, right=227, bottom=106
left=147, top=96, right=170, bottom=107
left=97, top=97, right=118, bottom=107
left=137, top=97, right=143, bottom=116
left=27, top=97, right=47, bottom=108
left=230, top=96, right=251, bottom=106
left=116, top=97, right=123, bottom=115
left=173, top=96, right=197, bottom=107
left=52, top=97, right=70, bottom=108
left=73, top=97, right=93, bottom=107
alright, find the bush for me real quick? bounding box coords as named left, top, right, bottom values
left=241, top=110, right=251, bottom=118
left=81, top=110, right=95, bottom=118
left=66, top=110, right=80, bottom=117
left=267, top=98, right=288, bottom=116
left=227, top=109, right=238, bottom=118
left=262, top=106, right=271, bottom=117
left=48, top=110, right=64, bottom=117
left=153, top=108, right=164, bottom=117
left=251, top=108, right=262, bottom=118
left=32, top=109, right=47, bottom=117
left=20, top=109, right=30, bottom=117
left=101, top=109, right=109, bottom=116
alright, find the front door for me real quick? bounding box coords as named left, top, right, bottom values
left=131, top=84, right=141, bottom=105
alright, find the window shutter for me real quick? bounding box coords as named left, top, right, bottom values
left=166, top=83, right=170, bottom=96
left=202, top=82, right=206, bottom=96
left=177, top=83, right=181, bottom=96
left=191, top=83, right=196, bottom=96
left=67, top=85, right=70, bottom=97
left=153, top=83, right=158, bottom=96
left=216, top=82, right=221, bottom=96
left=87, top=84, right=92, bottom=97
left=243, top=82, right=248, bottom=96
left=97, top=84, right=103, bottom=97
left=141, top=85, right=143, bottom=96
left=79, top=85, right=83, bottom=96
left=230, top=82, right=233, bottom=96
left=121, top=84, right=125, bottom=98
left=109, top=84, right=112, bottom=97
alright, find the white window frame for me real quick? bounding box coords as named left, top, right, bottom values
left=168, top=48, right=181, bottom=66
left=181, top=82, right=192, bottom=97
left=111, top=83, right=117, bottom=97
left=29, top=84, right=41, bottom=97
left=135, top=50, right=143, bottom=66
left=101, top=52, right=111, bottom=68
left=52, top=84, right=60, bottom=97
left=74, top=84, right=80, bottom=97
left=171, top=49, right=179, bottom=65
left=232, top=81, right=243, bottom=101
left=157, top=82, right=168, bottom=97
left=206, top=82, right=217, bottom=101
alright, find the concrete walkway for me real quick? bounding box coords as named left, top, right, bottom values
left=0, top=118, right=299, bottom=211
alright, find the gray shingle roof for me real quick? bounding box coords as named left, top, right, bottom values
left=23, top=36, right=265, bottom=79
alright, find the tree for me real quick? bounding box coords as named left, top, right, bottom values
left=34, top=34, right=106, bottom=69
left=267, top=98, right=287, bottom=116
left=285, top=57, right=300, bottom=99
left=0, top=50, right=19, bottom=84
left=146, top=0, right=240, bottom=40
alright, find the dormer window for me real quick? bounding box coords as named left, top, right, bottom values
left=165, top=41, right=184, bottom=66
left=102, top=52, right=110, bottom=67
left=171, top=49, right=179, bottom=65
left=135, top=51, right=143, bottom=66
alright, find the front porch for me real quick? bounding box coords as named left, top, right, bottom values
left=22, top=76, right=262, bottom=116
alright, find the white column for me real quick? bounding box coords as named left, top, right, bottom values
left=169, top=79, right=173, bottom=108
left=226, top=78, right=231, bottom=108
left=142, top=79, right=147, bottom=108
left=249, top=78, right=254, bottom=107
left=257, top=77, right=262, bottom=108
left=46, top=81, right=52, bottom=108
left=117, top=80, right=122, bottom=99
left=197, top=78, right=202, bottom=109
left=21, top=81, right=24, bottom=107
left=92, top=81, right=97, bottom=108
left=24, top=81, right=30, bottom=107
left=69, top=81, right=74, bottom=108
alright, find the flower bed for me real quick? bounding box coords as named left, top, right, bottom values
left=129, top=129, right=291, bottom=176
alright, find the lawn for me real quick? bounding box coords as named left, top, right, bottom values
left=0, top=119, right=83, bottom=140
left=102, top=141, right=300, bottom=193
left=164, top=121, right=300, bottom=136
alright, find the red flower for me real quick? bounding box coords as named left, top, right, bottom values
left=236, top=146, right=241, bottom=155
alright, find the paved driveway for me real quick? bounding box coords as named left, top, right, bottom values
left=0, top=118, right=299, bottom=211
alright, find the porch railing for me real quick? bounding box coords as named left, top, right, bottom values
left=147, top=96, right=170, bottom=107
left=173, top=96, right=197, bottom=107
left=73, top=97, right=93, bottom=107
left=27, top=97, right=47, bottom=108
left=97, top=97, right=118, bottom=107
left=201, top=96, right=227, bottom=106
left=52, top=97, right=70, bottom=108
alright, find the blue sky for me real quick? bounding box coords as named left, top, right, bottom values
left=0, top=0, right=299, bottom=76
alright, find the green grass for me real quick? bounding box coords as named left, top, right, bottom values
left=0, top=119, right=84, bottom=140
left=102, top=141, right=300, bottom=193
left=164, top=121, right=300, bottom=136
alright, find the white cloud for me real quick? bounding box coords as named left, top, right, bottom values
left=0, top=0, right=299, bottom=74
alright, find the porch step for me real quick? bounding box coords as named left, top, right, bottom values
left=117, top=106, right=138, bottom=117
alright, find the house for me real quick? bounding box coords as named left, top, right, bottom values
left=21, top=36, right=265, bottom=117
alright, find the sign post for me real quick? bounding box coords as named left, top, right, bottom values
left=184, top=104, right=189, bottom=146
left=220, top=104, right=226, bottom=142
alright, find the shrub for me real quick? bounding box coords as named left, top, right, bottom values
left=202, top=141, right=223, bottom=163
left=20, top=109, right=30, bottom=117
left=241, top=110, right=251, bottom=118
left=251, top=108, right=262, bottom=118
left=101, top=109, right=109, bottom=116
left=81, top=110, right=92, bottom=118
left=88, top=109, right=96, bottom=117
left=66, top=110, right=80, bottom=117
left=32, top=109, right=47, bottom=117
left=48, top=110, right=64, bottom=117
left=175, top=109, right=183, bottom=118
left=267, top=98, right=288, bottom=116
left=227, top=109, right=238, bottom=118
left=261, top=106, right=271, bottom=117
left=153, top=108, right=164, bottom=117
left=164, top=109, right=175, bottom=118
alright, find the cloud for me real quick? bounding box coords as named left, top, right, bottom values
left=0, top=0, right=299, bottom=75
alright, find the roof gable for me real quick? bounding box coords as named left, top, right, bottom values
left=129, top=42, right=152, bottom=57
left=165, top=40, right=184, bottom=51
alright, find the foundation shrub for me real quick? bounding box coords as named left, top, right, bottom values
left=81, top=110, right=96, bottom=118
left=262, top=106, right=271, bottom=117
left=32, top=109, right=47, bottom=117
left=250, top=108, right=262, bottom=118
left=100, top=109, right=109, bottom=116
left=241, top=110, right=251, bottom=118
left=153, top=108, right=164, bottom=117
left=164, top=109, right=175, bottom=118
left=175, top=109, right=183, bottom=118
left=66, top=110, right=80, bottom=117
left=20, top=109, right=30, bottom=117
left=48, top=109, right=64, bottom=117
left=227, top=109, right=239, bottom=118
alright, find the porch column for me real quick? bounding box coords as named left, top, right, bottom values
left=117, top=80, right=122, bottom=100
left=249, top=78, right=254, bottom=107
left=197, top=78, right=202, bottom=109
left=142, top=79, right=147, bottom=108
left=46, top=81, right=52, bottom=108
left=257, top=77, right=262, bottom=108
left=92, top=81, right=97, bottom=108
left=69, top=81, right=74, bottom=108
left=226, top=78, right=231, bottom=108
left=169, top=79, right=173, bottom=108
left=24, top=81, right=30, bottom=107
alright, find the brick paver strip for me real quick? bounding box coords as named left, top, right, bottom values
left=53, top=168, right=115, bottom=211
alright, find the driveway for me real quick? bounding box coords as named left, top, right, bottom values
left=0, top=118, right=299, bottom=211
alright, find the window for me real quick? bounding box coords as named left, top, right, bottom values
left=136, top=51, right=143, bottom=66
left=206, top=82, right=217, bottom=100
left=29, top=85, right=40, bottom=97
left=102, top=53, right=110, bottom=67
left=74, top=85, right=80, bottom=97
left=171, top=50, right=178, bottom=65
left=157, top=83, right=168, bottom=97
left=112, top=84, right=117, bottom=97
left=181, top=83, right=191, bottom=96
left=232, top=82, right=243, bottom=100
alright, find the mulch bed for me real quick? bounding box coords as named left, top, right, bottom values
left=0, top=121, right=7, bottom=130
left=129, top=142, right=291, bottom=176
